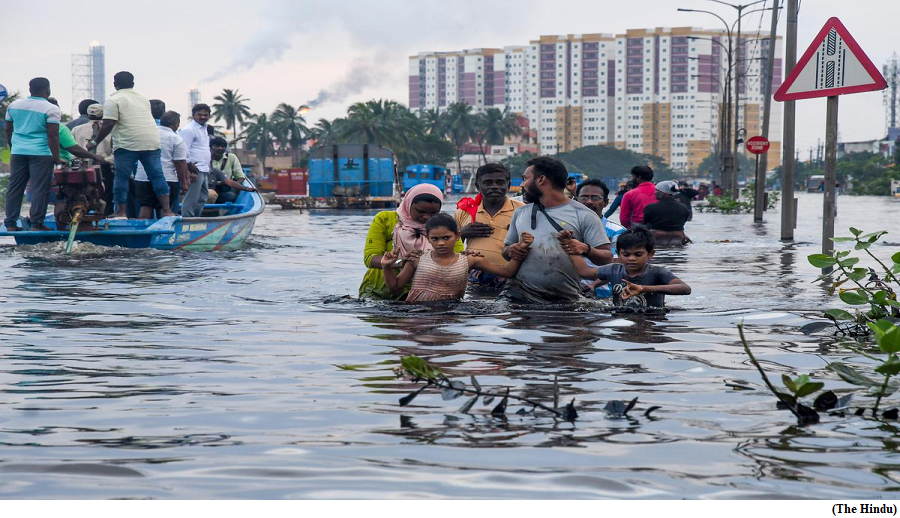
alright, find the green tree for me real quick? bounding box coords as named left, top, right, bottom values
left=309, top=118, right=344, bottom=147
left=242, top=113, right=281, bottom=172
left=271, top=103, right=309, bottom=166
left=419, top=108, right=447, bottom=137
left=212, top=89, right=252, bottom=144
left=556, top=145, right=677, bottom=181
left=473, top=108, right=519, bottom=165
left=443, top=102, right=476, bottom=175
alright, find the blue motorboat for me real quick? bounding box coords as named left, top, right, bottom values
left=0, top=179, right=264, bottom=251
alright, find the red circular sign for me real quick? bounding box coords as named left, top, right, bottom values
left=746, top=136, right=770, bottom=155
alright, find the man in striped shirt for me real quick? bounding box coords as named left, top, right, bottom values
left=3, top=77, right=64, bottom=231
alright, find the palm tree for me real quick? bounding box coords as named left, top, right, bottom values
left=443, top=102, right=477, bottom=176
left=242, top=113, right=280, bottom=172
left=212, top=89, right=252, bottom=145
left=309, top=118, right=344, bottom=147
left=271, top=103, right=309, bottom=166
left=419, top=108, right=446, bottom=137
left=475, top=108, right=522, bottom=164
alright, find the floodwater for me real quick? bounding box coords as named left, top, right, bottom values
left=1, top=193, right=899, bottom=499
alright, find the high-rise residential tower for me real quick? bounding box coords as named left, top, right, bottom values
left=410, top=27, right=783, bottom=172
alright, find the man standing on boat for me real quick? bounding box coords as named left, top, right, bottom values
left=134, top=111, right=190, bottom=219
left=4, top=77, right=64, bottom=231
left=87, top=71, right=175, bottom=218
left=501, top=156, right=612, bottom=303
left=180, top=104, right=213, bottom=217
left=454, top=162, right=524, bottom=289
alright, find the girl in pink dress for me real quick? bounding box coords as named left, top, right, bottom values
left=381, top=214, right=532, bottom=303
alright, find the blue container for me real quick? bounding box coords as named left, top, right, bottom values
left=308, top=144, right=396, bottom=198
left=403, top=164, right=446, bottom=193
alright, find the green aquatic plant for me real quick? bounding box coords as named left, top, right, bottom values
left=808, top=227, right=900, bottom=331
left=697, top=185, right=779, bottom=214
left=396, top=356, right=663, bottom=422
left=397, top=356, right=576, bottom=420
left=750, top=229, right=900, bottom=421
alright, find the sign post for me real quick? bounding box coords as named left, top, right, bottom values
left=774, top=17, right=887, bottom=273
left=746, top=136, right=771, bottom=222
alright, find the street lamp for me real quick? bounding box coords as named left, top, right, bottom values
left=678, top=1, right=778, bottom=199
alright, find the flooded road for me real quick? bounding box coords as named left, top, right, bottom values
left=1, top=193, right=899, bottom=499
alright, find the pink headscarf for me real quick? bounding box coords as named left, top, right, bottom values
left=392, top=183, right=445, bottom=259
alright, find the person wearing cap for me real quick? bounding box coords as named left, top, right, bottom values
left=67, top=98, right=98, bottom=130
left=618, top=165, right=657, bottom=229
left=642, top=180, right=691, bottom=246
left=72, top=103, right=116, bottom=214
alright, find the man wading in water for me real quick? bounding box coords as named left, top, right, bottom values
left=455, top=163, right=524, bottom=290
left=500, top=156, right=612, bottom=304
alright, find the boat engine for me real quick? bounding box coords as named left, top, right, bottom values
left=54, top=159, right=107, bottom=229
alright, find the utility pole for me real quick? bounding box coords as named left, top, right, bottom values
left=731, top=7, right=743, bottom=200
left=781, top=0, right=798, bottom=241
left=724, top=36, right=735, bottom=198
left=754, top=0, right=779, bottom=222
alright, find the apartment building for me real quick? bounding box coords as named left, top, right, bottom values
left=409, top=27, right=783, bottom=172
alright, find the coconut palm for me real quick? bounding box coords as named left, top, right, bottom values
left=475, top=108, right=522, bottom=164
left=309, top=118, right=344, bottom=147
left=242, top=113, right=281, bottom=172
left=340, top=99, right=418, bottom=149
left=271, top=103, right=309, bottom=166
left=419, top=108, right=446, bottom=137
left=443, top=102, right=477, bottom=176
left=212, top=89, right=252, bottom=144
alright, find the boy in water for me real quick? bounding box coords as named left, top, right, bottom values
left=563, top=226, right=691, bottom=309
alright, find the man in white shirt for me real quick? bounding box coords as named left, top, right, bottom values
left=87, top=71, right=174, bottom=218
left=179, top=103, right=212, bottom=217
left=135, top=111, right=190, bottom=219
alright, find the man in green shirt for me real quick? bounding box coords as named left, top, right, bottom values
left=209, top=136, right=246, bottom=203
left=48, top=98, right=106, bottom=165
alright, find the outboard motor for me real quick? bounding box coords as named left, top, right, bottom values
left=53, top=159, right=107, bottom=229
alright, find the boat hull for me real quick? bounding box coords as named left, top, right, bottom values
left=0, top=182, right=264, bottom=251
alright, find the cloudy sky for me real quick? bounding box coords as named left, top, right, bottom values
left=4, top=0, right=898, bottom=154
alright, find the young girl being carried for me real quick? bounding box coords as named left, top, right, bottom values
left=381, top=214, right=533, bottom=303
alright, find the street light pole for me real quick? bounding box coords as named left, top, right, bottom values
left=755, top=0, right=779, bottom=223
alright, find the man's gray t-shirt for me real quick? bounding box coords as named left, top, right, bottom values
left=503, top=200, right=609, bottom=303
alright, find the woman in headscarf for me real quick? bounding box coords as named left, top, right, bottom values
left=359, top=184, right=462, bottom=300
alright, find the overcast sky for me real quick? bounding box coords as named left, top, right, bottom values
left=4, top=0, right=898, bottom=153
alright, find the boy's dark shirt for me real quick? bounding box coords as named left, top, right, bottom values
left=593, top=263, right=676, bottom=308
left=643, top=197, right=690, bottom=231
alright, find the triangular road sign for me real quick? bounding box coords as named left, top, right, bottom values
left=775, top=17, right=887, bottom=101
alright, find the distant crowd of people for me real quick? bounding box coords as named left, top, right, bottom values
left=3, top=72, right=255, bottom=231
left=360, top=157, right=693, bottom=310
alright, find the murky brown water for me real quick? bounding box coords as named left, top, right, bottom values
left=0, top=193, right=898, bottom=498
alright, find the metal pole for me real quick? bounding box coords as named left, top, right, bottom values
left=822, top=95, right=839, bottom=273
left=732, top=7, right=743, bottom=200
left=724, top=37, right=734, bottom=197
left=755, top=0, right=779, bottom=222
left=781, top=0, right=798, bottom=241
